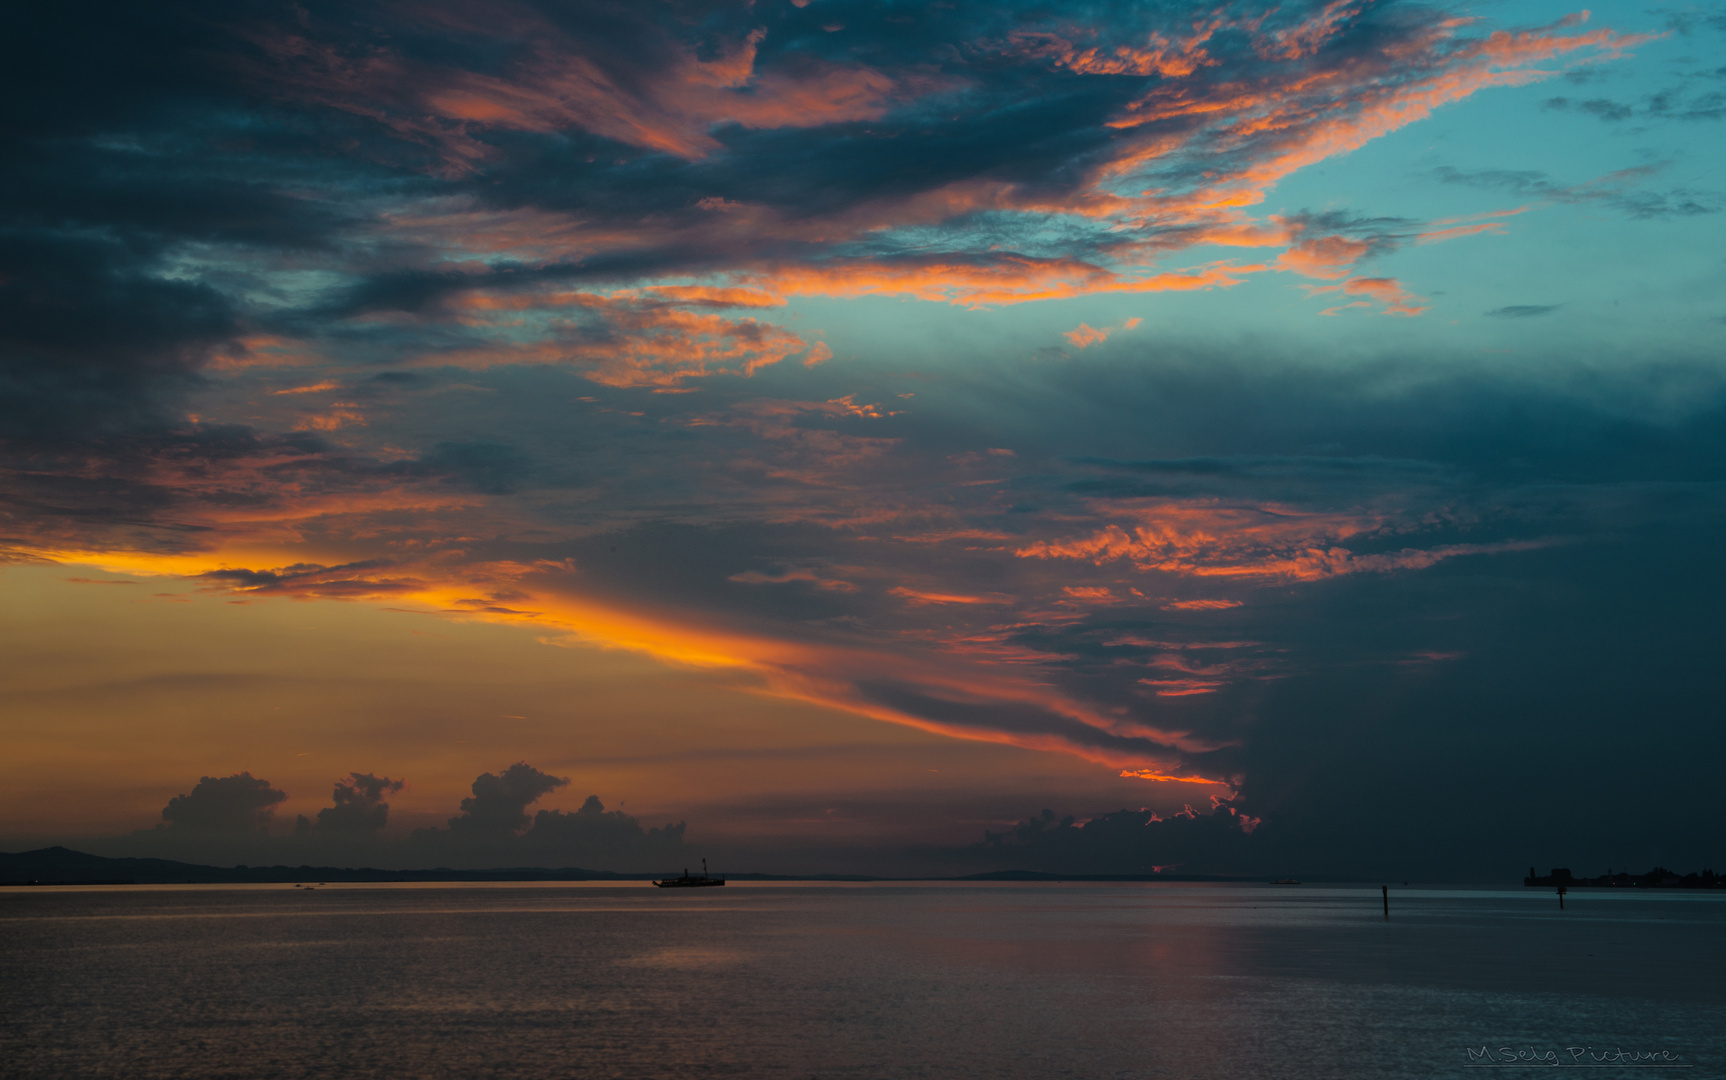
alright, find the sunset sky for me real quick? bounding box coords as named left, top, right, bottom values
left=2, top=0, right=1723, bottom=877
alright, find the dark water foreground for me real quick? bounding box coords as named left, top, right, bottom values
left=1, top=882, right=1720, bottom=1079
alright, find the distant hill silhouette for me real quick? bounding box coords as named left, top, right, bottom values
left=0, top=847, right=882, bottom=884
left=0, top=846, right=650, bottom=885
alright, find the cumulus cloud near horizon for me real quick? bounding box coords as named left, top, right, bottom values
left=95, top=764, right=690, bottom=871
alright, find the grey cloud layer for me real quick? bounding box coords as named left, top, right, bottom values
left=110, top=765, right=690, bottom=870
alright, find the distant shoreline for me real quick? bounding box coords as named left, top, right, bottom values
left=1523, top=866, right=1724, bottom=890
left=0, top=847, right=1312, bottom=886
left=7, top=847, right=1722, bottom=889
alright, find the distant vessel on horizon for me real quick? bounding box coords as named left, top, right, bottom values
left=654, top=858, right=724, bottom=888
left=1271, top=878, right=1301, bottom=885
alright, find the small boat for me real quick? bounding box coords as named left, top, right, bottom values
left=1271, top=878, right=1301, bottom=885
left=654, top=859, right=725, bottom=888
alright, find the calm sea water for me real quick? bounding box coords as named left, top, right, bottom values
left=1, top=882, right=1721, bottom=1079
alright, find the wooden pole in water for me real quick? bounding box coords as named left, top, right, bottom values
left=1558, top=885, right=1566, bottom=911
left=1382, top=884, right=1389, bottom=919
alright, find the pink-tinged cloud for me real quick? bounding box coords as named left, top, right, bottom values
left=1065, top=323, right=1109, bottom=348
left=1062, top=586, right=1117, bottom=601
left=1311, top=276, right=1428, bottom=316
left=1414, top=207, right=1534, bottom=246
left=1162, top=599, right=1243, bottom=610
left=758, top=258, right=1258, bottom=308
left=246, top=12, right=923, bottom=171
left=1139, top=678, right=1224, bottom=696
left=1399, top=650, right=1466, bottom=664
left=889, top=586, right=1013, bottom=606
left=237, top=4, right=1650, bottom=337
left=1117, top=769, right=1232, bottom=785
left=1105, top=636, right=1261, bottom=651
left=1064, top=317, right=1144, bottom=347
left=430, top=289, right=821, bottom=386
left=1255, top=0, right=1365, bottom=60
left=1016, top=502, right=1551, bottom=581
left=642, top=285, right=787, bottom=308
left=1004, top=21, right=1225, bottom=79
left=1274, top=235, right=1375, bottom=279
left=729, top=568, right=858, bottom=592
left=1416, top=222, right=1509, bottom=243
left=1108, top=14, right=1652, bottom=222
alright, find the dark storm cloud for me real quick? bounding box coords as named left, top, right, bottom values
left=0, top=231, right=239, bottom=438
left=313, top=773, right=405, bottom=833
left=523, top=796, right=688, bottom=862
left=99, top=764, right=692, bottom=870
left=446, top=762, right=569, bottom=833
left=161, top=773, right=287, bottom=832
left=970, top=804, right=1260, bottom=876
left=0, top=4, right=405, bottom=548
left=1213, top=514, right=1726, bottom=879
left=0, top=1, right=380, bottom=441
left=396, top=768, right=691, bottom=867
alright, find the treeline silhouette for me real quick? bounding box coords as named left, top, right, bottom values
left=1524, top=866, right=1723, bottom=888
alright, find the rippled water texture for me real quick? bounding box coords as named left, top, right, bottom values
left=2, top=883, right=1721, bottom=1079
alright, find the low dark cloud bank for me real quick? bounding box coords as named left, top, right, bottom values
left=161, top=773, right=287, bottom=833
left=306, top=773, right=404, bottom=834
left=105, top=764, right=689, bottom=871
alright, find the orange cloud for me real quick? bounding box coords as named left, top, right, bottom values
left=729, top=568, right=858, bottom=592
left=1255, top=0, right=1364, bottom=60
left=1117, top=769, right=1232, bottom=785
left=758, top=257, right=1257, bottom=308
left=1017, top=501, right=1548, bottom=581
left=1065, top=323, right=1109, bottom=348
left=642, top=285, right=787, bottom=308
left=889, top=586, right=1013, bottom=606
left=435, top=289, right=820, bottom=386
left=1417, top=222, right=1506, bottom=243
left=1310, top=276, right=1428, bottom=316
left=245, top=7, right=1649, bottom=338
left=1274, top=235, right=1374, bottom=279
left=1063, top=316, right=1144, bottom=348
left=249, top=14, right=920, bottom=171
left=1005, top=21, right=1225, bottom=79
left=292, top=408, right=366, bottom=431
left=1138, top=678, right=1224, bottom=697
left=1062, top=586, right=1117, bottom=601
left=19, top=534, right=1227, bottom=777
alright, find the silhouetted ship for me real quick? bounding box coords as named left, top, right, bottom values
left=654, top=859, right=724, bottom=888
